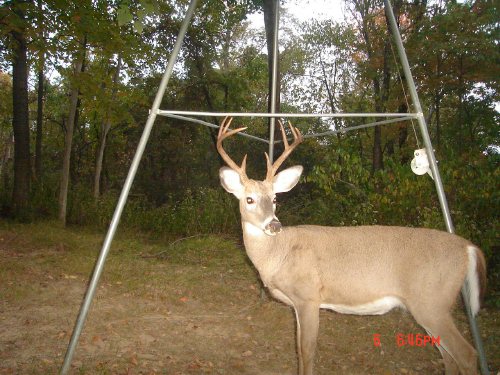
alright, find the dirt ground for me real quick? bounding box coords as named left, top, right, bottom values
left=0, top=223, right=498, bottom=374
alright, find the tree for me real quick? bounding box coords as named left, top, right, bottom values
left=411, top=0, right=500, bottom=153
left=347, top=0, right=394, bottom=172
left=55, top=0, right=125, bottom=223
left=34, top=0, right=46, bottom=183
left=94, top=54, right=121, bottom=199
left=3, top=1, right=32, bottom=218
left=0, top=73, right=13, bottom=193
left=58, top=38, right=86, bottom=225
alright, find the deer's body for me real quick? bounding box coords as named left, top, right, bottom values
left=216, top=118, right=486, bottom=375
left=244, top=225, right=476, bottom=311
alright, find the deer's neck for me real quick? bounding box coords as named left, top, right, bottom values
left=241, top=222, right=287, bottom=282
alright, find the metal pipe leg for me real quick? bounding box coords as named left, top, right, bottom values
left=384, top=1, right=489, bottom=373
left=268, top=0, right=280, bottom=162
left=59, top=1, right=199, bottom=373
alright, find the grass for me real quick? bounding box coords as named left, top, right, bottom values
left=0, top=220, right=255, bottom=311
left=0, top=220, right=498, bottom=374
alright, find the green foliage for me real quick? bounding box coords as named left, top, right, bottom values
left=300, top=139, right=498, bottom=258
left=117, top=0, right=161, bottom=33
left=66, top=187, right=240, bottom=237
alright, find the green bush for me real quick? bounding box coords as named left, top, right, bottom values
left=66, top=187, right=241, bottom=237
left=301, top=149, right=498, bottom=259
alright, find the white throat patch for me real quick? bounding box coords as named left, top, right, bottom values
left=243, top=222, right=266, bottom=237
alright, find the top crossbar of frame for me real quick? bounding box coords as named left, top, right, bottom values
left=157, top=110, right=421, bottom=118
left=161, top=112, right=416, bottom=143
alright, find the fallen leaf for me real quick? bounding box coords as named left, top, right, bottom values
left=129, top=353, right=138, bottom=366
left=139, top=333, right=156, bottom=345
left=241, top=350, right=253, bottom=357
left=91, top=335, right=105, bottom=348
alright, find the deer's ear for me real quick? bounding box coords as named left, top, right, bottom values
left=219, top=167, right=245, bottom=198
left=273, top=165, right=303, bottom=193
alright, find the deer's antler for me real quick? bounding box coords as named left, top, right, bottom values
left=216, top=116, right=249, bottom=182
left=265, top=120, right=303, bottom=181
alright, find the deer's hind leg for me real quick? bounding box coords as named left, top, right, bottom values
left=408, top=305, right=477, bottom=375
left=437, top=345, right=460, bottom=375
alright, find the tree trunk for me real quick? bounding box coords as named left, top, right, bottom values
left=435, top=91, right=441, bottom=149
left=94, top=129, right=107, bottom=199
left=319, top=56, right=340, bottom=126
left=94, top=55, right=122, bottom=199
left=372, top=125, right=384, bottom=171
left=70, top=94, right=84, bottom=185
left=1, top=134, right=14, bottom=192
left=352, top=0, right=389, bottom=173
left=371, top=75, right=389, bottom=172
left=34, top=0, right=44, bottom=183
left=10, top=1, right=31, bottom=219
left=457, top=55, right=465, bottom=150
left=35, top=68, right=44, bottom=182
left=434, top=54, right=442, bottom=149
left=58, top=38, right=86, bottom=225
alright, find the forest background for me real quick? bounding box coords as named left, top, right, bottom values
left=0, top=0, right=498, bottom=272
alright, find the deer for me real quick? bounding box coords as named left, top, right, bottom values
left=216, top=117, right=487, bottom=375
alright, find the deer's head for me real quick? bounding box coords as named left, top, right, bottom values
left=217, top=117, right=303, bottom=236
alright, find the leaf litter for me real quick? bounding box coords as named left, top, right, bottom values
left=0, top=224, right=498, bottom=374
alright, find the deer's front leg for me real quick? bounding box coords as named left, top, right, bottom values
left=294, top=302, right=320, bottom=375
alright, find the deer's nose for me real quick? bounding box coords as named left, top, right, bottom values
left=265, top=219, right=282, bottom=235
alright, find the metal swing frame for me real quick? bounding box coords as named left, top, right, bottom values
left=61, top=0, right=489, bottom=373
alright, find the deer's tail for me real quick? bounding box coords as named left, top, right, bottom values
left=465, top=246, right=487, bottom=316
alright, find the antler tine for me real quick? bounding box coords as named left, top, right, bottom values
left=217, top=116, right=229, bottom=138
left=266, top=120, right=303, bottom=181
left=278, top=119, right=289, bottom=148
left=216, top=117, right=248, bottom=180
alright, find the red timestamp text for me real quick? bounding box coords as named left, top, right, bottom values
left=373, top=333, right=441, bottom=347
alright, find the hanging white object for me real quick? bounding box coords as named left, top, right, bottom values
left=411, top=148, right=434, bottom=179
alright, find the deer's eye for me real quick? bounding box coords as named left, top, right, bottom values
left=246, top=197, right=255, bottom=204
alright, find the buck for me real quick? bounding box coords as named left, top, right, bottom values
left=216, top=117, right=486, bottom=375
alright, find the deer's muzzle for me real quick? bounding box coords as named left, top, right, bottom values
left=265, top=219, right=282, bottom=235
